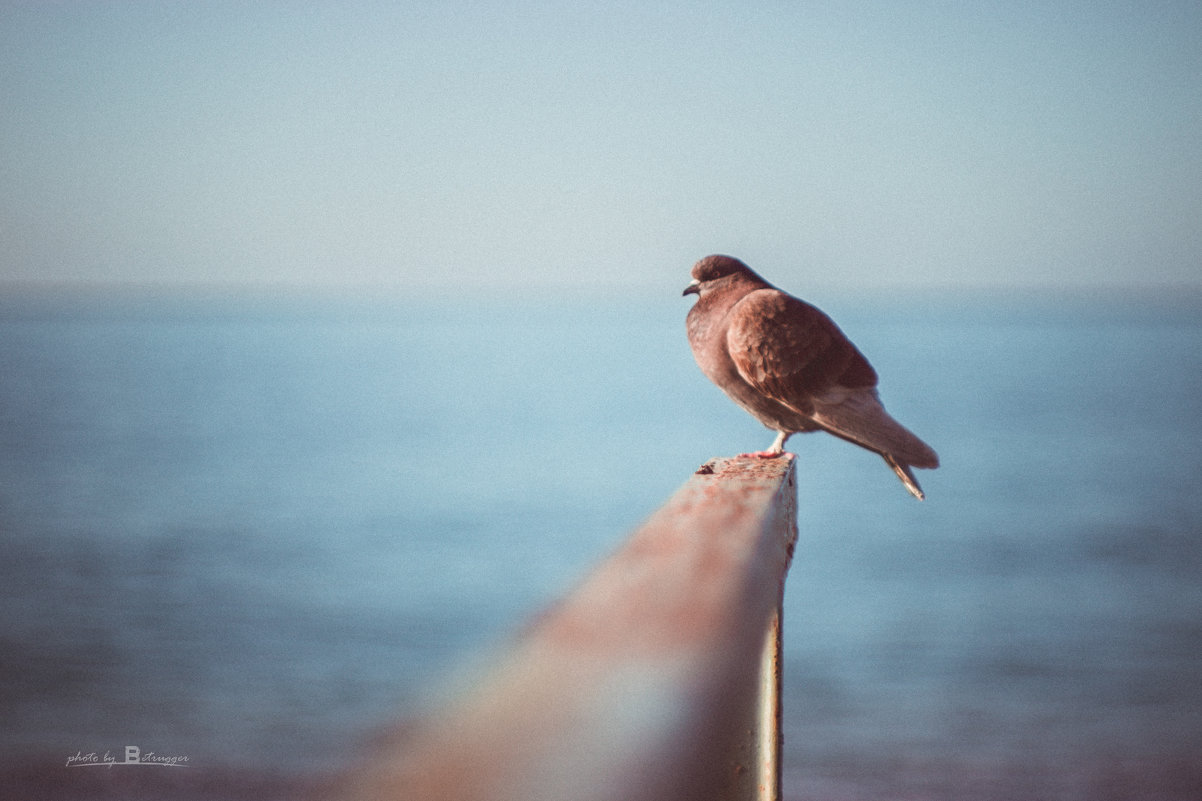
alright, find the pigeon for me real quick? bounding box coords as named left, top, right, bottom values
left=684, top=254, right=939, bottom=499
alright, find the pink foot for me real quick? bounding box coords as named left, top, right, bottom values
left=736, top=450, right=794, bottom=460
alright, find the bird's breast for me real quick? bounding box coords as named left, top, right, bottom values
left=686, top=301, right=817, bottom=434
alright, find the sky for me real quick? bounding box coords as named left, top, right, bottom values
left=2, top=1, right=1200, bottom=294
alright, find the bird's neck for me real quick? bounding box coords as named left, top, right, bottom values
left=687, top=279, right=763, bottom=341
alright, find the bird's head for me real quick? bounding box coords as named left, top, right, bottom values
left=683, top=254, right=763, bottom=297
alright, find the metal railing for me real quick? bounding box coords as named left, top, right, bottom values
left=328, top=455, right=799, bottom=801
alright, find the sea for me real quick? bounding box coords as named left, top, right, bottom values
left=2, top=286, right=1200, bottom=800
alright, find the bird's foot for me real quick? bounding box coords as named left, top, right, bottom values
left=736, top=450, right=794, bottom=460
left=736, top=431, right=794, bottom=459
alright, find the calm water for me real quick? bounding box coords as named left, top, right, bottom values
left=2, top=288, right=1200, bottom=799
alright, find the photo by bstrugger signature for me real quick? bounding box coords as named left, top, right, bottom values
left=65, top=746, right=190, bottom=768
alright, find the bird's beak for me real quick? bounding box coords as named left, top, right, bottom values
left=682, top=280, right=700, bottom=297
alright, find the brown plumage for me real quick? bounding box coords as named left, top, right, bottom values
left=684, top=254, right=939, bottom=499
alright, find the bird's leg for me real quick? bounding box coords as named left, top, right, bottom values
left=738, top=431, right=794, bottom=459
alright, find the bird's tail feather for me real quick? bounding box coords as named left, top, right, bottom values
left=883, top=453, right=925, bottom=501
left=811, top=389, right=939, bottom=469
left=809, top=388, right=937, bottom=500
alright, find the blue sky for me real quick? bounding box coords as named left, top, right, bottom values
left=2, top=1, right=1199, bottom=293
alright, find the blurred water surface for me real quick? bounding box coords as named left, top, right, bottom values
left=1, top=288, right=1200, bottom=799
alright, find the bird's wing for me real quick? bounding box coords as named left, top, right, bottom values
left=726, top=289, right=939, bottom=469
left=725, top=288, right=878, bottom=417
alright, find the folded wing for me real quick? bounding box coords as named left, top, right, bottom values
left=726, top=289, right=938, bottom=469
